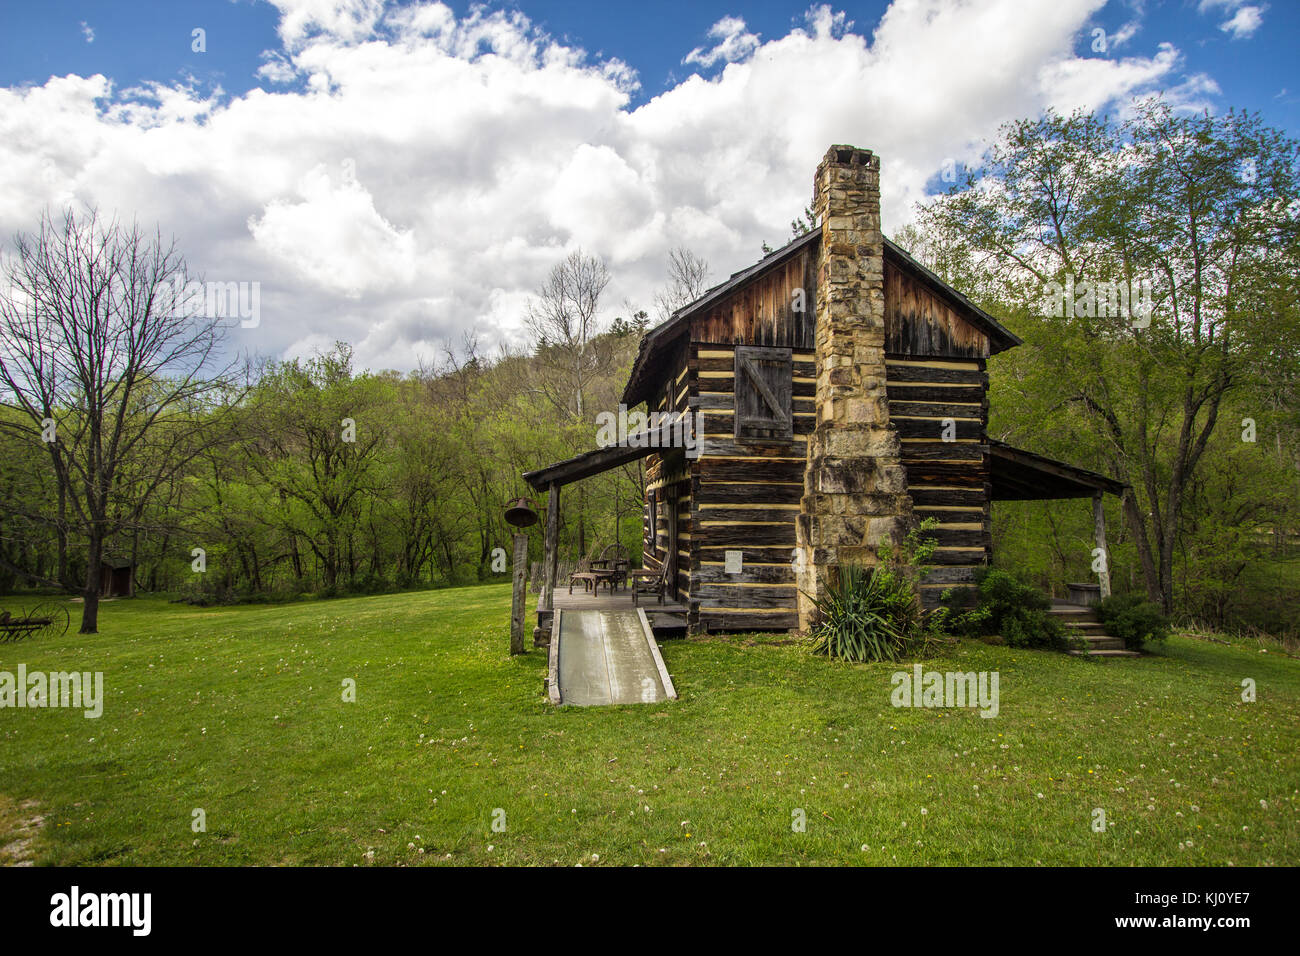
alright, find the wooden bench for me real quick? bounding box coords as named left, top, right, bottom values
left=568, top=571, right=599, bottom=594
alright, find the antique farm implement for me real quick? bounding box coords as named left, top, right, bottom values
left=0, top=603, right=71, bottom=642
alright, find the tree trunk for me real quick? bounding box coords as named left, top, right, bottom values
left=1121, top=488, right=1161, bottom=604
left=80, top=531, right=103, bottom=634
left=56, top=483, right=71, bottom=591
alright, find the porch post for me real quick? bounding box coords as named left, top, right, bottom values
left=1093, top=491, right=1112, bottom=599
left=509, top=533, right=529, bottom=655
left=540, top=482, right=560, bottom=613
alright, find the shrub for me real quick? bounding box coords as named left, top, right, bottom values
left=809, top=564, right=923, bottom=663
left=953, top=569, right=1074, bottom=651
left=1099, top=594, right=1170, bottom=651
left=808, top=518, right=955, bottom=663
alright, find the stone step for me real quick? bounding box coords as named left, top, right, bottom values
left=1070, top=648, right=1141, bottom=658
left=1082, top=637, right=1126, bottom=651
left=1051, top=607, right=1100, bottom=624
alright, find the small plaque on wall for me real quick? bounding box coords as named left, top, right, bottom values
left=724, top=550, right=743, bottom=575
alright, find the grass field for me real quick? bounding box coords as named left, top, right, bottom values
left=1, top=584, right=1296, bottom=866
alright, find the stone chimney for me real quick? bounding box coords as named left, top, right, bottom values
left=796, top=145, right=912, bottom=630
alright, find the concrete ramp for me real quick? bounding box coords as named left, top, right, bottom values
left=548, top=608, right=677, bottom=706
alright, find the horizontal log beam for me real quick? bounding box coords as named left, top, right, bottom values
left=698, top=609, right=800, bottom=631
left=693, top=584, right=797, bottom=606
left=696, top=523, right=797, bottom=547
left=694, top=563, right=797, bottom=584
left=890, top=401, right=985, bottom=420
left=885, top=363, right=984, bottom=384
left=893, top=418, right=983, bottom=440
left=697, top=546, right=800, bottom=565
left=887, top=384, right=985, bottom=403
left=696, top=459, right=805, bottom=483
left=692, top=479, right=804, bottom=505
left=899, top=441, right=986, bottom=462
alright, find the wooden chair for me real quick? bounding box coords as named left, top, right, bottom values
left=597, top=543, right=631, bottom=590
left=631, top=562, right=670, bottom=606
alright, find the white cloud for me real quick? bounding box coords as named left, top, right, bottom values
left=248, top=165, right=419, bottom=297
left=0, top=0, right=1222, bottom=372
left=271, top=0, right=386, bottom=50
left=1219, top=5, right=1265, bottom=38
left=1111, top=20, right=1140, bottom=48
left=683, top=16, right=761, bottom=68
left=256, top=51, right=298, bottom=84
left=80, top=22, right=95, bottom=44
left=1198, top=0, right=1266, bottom=39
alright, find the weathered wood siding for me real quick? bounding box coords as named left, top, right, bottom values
left=885, top=256, right=991, bottom=359
left=883, top=253, right=995, bottom=606
left=885, top=355, right=990, bottom=606
left=692, top=248, right=817, bottom=349
left=684, top=342, right=812, bottom=632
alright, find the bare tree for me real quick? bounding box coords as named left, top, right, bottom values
left=653, top=246, right=710, bottom=323
left=0, top=208, right=241, bottom=633
left=524, top=249, right=611, bottom=421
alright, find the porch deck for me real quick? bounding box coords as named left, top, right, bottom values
left=552, top=588, right=685, bottom=614
left=538, top=587, right=688, bottom=641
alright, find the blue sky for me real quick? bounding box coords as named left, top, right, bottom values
left=2, top=1, right=1295, bottom=129
left=0, top=0, right=1294, bottom=371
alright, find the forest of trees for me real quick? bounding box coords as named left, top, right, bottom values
left=901, top=102, right=1300, bottom=635
left=1, top=102, right=1296, bottom=638
left=0, top=320, right=659, bottom=616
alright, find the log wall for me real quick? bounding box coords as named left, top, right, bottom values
left=685, top=342, right=813, bottom=632
left=884, top=354, right=990, bottom=606
left=644, top=339, right=692, bottom=601
left=634, top=246, right=999, bottom=629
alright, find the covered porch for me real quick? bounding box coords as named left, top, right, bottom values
left=988, top=438, right=1129, bottom=600
left=523, top=420, right=687, bottom=645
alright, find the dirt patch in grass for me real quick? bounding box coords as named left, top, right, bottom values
left=0, top=795, right=45, bottom=866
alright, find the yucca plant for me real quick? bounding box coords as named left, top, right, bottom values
left=808, top=564, right=922, bottom=663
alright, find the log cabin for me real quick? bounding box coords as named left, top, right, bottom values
left=524, top=144, right=1124, bottom=640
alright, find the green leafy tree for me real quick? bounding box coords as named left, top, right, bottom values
left=918, top=102, right=1300, bottom=612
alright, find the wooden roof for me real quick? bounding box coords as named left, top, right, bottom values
left=622, top=230, right=819, bottom=407
left=523, top=440, right=657, bottom=491
left=622, top=231, right=1021, bottom=407
left=523, top=419, right=691, bottom=490
left=988, top=439, right=1127, bottom=500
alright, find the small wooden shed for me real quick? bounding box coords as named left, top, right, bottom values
left=99, top=557, right=134, bottom=598
left=524, top=144, right=1125, bottom=637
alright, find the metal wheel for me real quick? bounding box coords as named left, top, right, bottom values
left=27, top=602, right=71, bottom=639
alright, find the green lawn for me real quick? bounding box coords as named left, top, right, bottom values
left=1, top=585, right=1296, bottom=866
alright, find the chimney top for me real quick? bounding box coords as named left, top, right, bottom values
left=822, top=144, right=876, bottom=168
